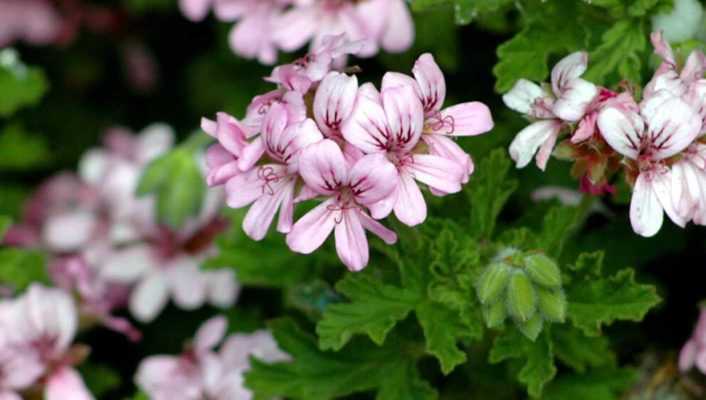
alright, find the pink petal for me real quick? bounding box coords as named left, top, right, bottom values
left=408, top=154, right=464, bottom=194
left=229, top=10, right=277, bottom=64
left=100, top=245, right=153, bottom=283
left=381, top=72, right=418, bottom=94
left=642, top=91, right=702, bottom=160
left=42, top=210, right=97, bottom=252
left=393, top=172, right=427, bottom=226
left=286, top=198, right=337, bottom=254
left=297, top=139, right=348, bottom=195
left=314, top=72, right=359, bottom=138
left=23, top=285, right=77, bottom=353
left=503, top=79, right=546, bottom=116
left=381, top=85, right=424, bottom=152
left=206, top=144, right=240, bottom=186
left=342, top=83, right=391, bottom=154
left=535, top=128, right=559, bottom=171
left=368, top=190, right=396, bottom=220
left=551, top=51, right=589, bottom=96
left=422, top=135, right=473, bottom=182
left=45, top=367, right=93, bottom=400
left=380, top=0, right=414, bottom=53
left=206, top=269, right=240, bottom=308
left=335, top=209, right=369, bottom=271
left=358, top=211, right=397, bottom=244
left=276, top=182, right=296, bottom=234
left=681, top=50, right=706, bottom=84
left=412, top=53, right=446, bottom=115
left=552, top=78, right=598, bottom=122
left=273, top=6, right=317, bottom=52
left=168, top=260, right=207, bottom=310
left=651, top=31, right=676, bottom=66
left=434, top=102, right=494, bottom=137
left=509, top=120, right=562, bottom=169
left=225, top=167, right=265, bottom=209
left=136, top=123, right=175, bottom=164
left=596, top=105, right=644, bottom=160
left=214, top=112, right=249, bottom=156
left=629, top=167, right=685, bottom=238
left=349, top=153, right=398, bottom=205
left=238, top=136, right=266, bottom=171
left=571, top=112, right=598, bottom=143
left=130, top=273, right=169, bottom=323
left=179, top=0, right=212, bottom=22
left=243, top=178, right=295, bottom=240
left=195, top=316, right=228, bottom=353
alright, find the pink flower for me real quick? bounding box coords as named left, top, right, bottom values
left=179, top=0, right=215, bottom=22
left=597, top=89, right=702, bottom=237
left=0, top=285, right=93, bottom=400
left=286, top=139, right=398, bottom=271
left=213, top=0, right=294, bottom=65
left=202, top=112, right=250, bottom=186
left=382, top=53, right=494, bottom=185
left=313, top=71, right=359, bottom=140
left=680, top=307, right=706, bottom=373
left=0, top=0, right=63, bottom=47
left=342, top=83, right=466, bottom=226
left=670, top=143, right=706, bottom=224
left=504, top=52, right=599, bottom=170
left=136, top=316, right=289, bottom=400
left=224, top=103, right=323, bottom=240
left=274, top=0, right=413, bottom=59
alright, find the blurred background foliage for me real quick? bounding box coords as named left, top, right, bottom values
left=4, top=0, right=706, bottom=398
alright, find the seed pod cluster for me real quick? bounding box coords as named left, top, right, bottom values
left=476, top=253, right=566, bottom=340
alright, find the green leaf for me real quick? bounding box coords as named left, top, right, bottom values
left=246, top=319, right=437, bottom=400
left=489, top=329, right=556, bottom=398
left=565, top=252, right=661, bottom=336
left=0, top=124, right=51, bottom=170
left=0, top=248, right=49, bottom=290
left=467, top=149, right=518, bottom=239
left=317, top=272, right=419, bottom=351
left=416, top=302, right=468, bottom=374
left=137, top=148, right=206, bottom=228
left=538, top=206, right=582, bottom=259
left=0, top=216, right=10, bottom=241
left=0, top=49, right=48, bottom=116
left=493, top=0, right=588, bottom=92
left=79, top=363, right=121, bottom=398
left=552, top=326, right=615, bottom=372
left=584, top=19, right=648, bottom=86
left=543, top=369, right=638, bottom=400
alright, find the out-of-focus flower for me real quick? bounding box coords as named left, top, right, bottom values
left=652, top=0, right=704, bottom=43
left=136, top=316, right=289, bottom=400
left=180, top=0, right=413, bottom=64
left=0, top=285, right=93, bottom=399
left=0, top=0, right=63, bottom=47
left=680, top=306, right=706, bottom=374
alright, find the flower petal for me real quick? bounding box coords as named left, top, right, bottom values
left=194, top=316, right=228, bottom=353
left=551, top=51, right=589, bottom=95
left=297, top=139, right=347, bottom=195
left=100, top=245, right=154, bottom=283
left=130, top=272, right=169, bottom=323
left=408, top=154, right=464, bottom=194
left=335, top=209, right=369, bottom=271
left=422, top=135, right=473, bottom=183
left=552, top=78, right=598, bottom=122
left=382, top=84, right=424, bottom=152
left=393, top=171, right=427, bottom=226
left=45, top=367, right=93, bottom=400
left=596, top=105, right=644, bottom=160
left=358, top=211, right=397, bottom=244
left=508, top=120, right=562, bottom=169
left=314, top=72, right=359, bottom=138
left=286, top=198, right=337, bottom=254
left=243, top=178, right=294, bottom=241
left=168, top=259, right=207, bottom=310
left=238, top=136, right=266, bottom=171
left=349, top=153, right=398, bottom=205
left=643, top=91, right=702, bottom=160
left=630, top=172, right=665, bottom=237
left=412, top=53, right=446, bottom=114
left=435, top=102, right=494, bottom=137
left=379, top=0, right=414, bottom=52
left=503, top=79, right=546, bottom=115
left=342, top=83, right=391, bottom=154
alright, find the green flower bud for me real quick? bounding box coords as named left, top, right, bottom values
left=483, top=300, right=507, bottom=328
left=506, top=271, right=536, bottom=322
left=517, top=313, right=544, bottom=341
left=476, top=263, right=511, bottom=305
left=537, top=287, right=567, bottom=323
left=524, top=254, right=562, bottom=288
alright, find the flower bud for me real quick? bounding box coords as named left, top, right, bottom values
left=524, top=254, right=561, bottom=288
left=483, top=300, right=507, bottom=329
left=517, top=313, right=544, bottom=341
left=506, top=271, right=536, bottom=323
left=476, top=263, right=512, bottom=305
left=537, top=287, right=567, bottom=323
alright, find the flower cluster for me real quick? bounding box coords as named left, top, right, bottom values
left=179, top=0, right=414, bottom=64
left=135, top=316, right=289, bottom=400
left=504, top=31, right=706, bottom=237
left=202, top=36, right=494, bottom=271
left=5, top=124, right=239, bottom=334
left=0, top=284, right=93, bottom=400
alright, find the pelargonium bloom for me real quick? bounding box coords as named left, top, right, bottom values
left=342, top=82, right=466, bottom=226
left=136, top=316, right=289, bottom=400
left=0, top=284, right=93, bottom=400
left=287, top=139, right=398, bottom=271
left=504, top=51, right=600, bottom=170
left=680, top=306, right=706, bottom=374
left=382, top=53, right=494, bottom=184
left=223, top=103, right=323, bottom=240
left=597, top=89, right=701, bottom=237
left=0, top=0, right=63, bottom=47
left=274, top=0, right=413, bottom=59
